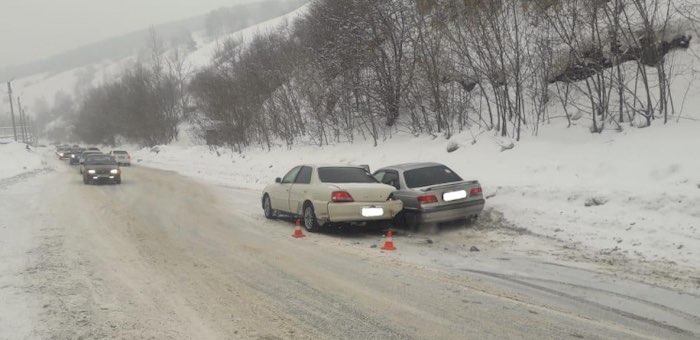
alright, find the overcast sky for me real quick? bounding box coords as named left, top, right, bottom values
left=0, top=0, right=254, bottom=69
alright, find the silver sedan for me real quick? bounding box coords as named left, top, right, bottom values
left=373, top=162, right=485, bottom=230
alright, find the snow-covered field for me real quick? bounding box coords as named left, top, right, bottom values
left=0, top=142, right=45, bottom=181
left=131, top=120, right=700, bottom=271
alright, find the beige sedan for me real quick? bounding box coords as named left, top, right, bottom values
left=262, top=165, right=403, bottom=232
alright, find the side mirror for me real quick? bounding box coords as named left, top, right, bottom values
left=275, top=177, right=282, bottom=183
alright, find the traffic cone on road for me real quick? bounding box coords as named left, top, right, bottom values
left=381, top=230, right=397, bottom=251
left=292, top=219, right=306, bottom=238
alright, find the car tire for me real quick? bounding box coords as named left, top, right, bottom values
left=303, top=202, right=321, bottom=232
left=114, top=176, right=121, bottom=185
left=263, top=195, right=276, bottom=219
left=402, top=211, right=420, bottom=232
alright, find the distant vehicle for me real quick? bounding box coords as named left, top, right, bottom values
left=56, top=146, right=72, bottom=159
left=109, top=150, right=131, bottom=166
left=78, top=151, right=103, bottom=174
left=82, top=154, right=121, bottom=185
left=69, top=148, right=86, bottom=165
left=86, top=147, right=100, bottom=152
left=262, top=165, right=403, bottom=232
left=373, top=162, right=484, bottom=230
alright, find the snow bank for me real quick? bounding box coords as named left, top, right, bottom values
left=0, top=142, right=44, bottom=181
left=132, top=121, right=700, bottom=268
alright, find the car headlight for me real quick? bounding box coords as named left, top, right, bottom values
left=110, top=169, right=119, bottom=174
left=59, top=153, right=64, bottom=157
left=87, top=170, right=96, bottom=174
left=71, top=154, right=76, bottom=158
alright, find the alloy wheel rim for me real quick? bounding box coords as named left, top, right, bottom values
left=304, top=208, right=313, bottom=228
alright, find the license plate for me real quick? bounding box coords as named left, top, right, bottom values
left=361, top=207, right=384, bottom=217
left=443, top=190, right=467, bottom=202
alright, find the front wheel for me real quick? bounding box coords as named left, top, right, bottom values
left=303, top=203, right=321, bottom=232
left=263, top=195, right=276, bottom=219
left=114, top=176, right=121, bottom=185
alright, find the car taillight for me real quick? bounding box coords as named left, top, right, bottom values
left=470, top=186, right=483, bottom=197
left=331, top=191, right=354, bottom=203
left=417, top=195, right=438, bottom=204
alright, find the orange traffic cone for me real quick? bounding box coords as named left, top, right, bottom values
left=381, top=230, right=396, bottom=251
left=292, top=219, right=306, bottom=238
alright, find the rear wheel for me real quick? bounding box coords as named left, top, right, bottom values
left=399, top=211, right=420, bottom=232
left=263, top=195, right=276, bottom=219
left=303, top=203, right=321, bottom=232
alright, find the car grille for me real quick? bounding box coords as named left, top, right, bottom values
left=96, top=169, right=111, bottom=175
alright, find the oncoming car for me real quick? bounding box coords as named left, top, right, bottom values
left=69, top=148, right=85, bottom=165
left=373, top=162, right=484, bottom=230
left=79, top=151, right=103, bottom=174
left=82, top=154, right=121, bottom=185
left=262, top=165, right=403, bottom=232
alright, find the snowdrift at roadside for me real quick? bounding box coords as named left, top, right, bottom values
left=0, top=142, right=44, bottom=181
left=132, top=121, right=700, bottom=270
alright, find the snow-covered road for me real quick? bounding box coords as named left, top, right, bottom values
left=1, top=150, right=699, bottom=339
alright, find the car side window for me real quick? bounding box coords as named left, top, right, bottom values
left=373, top=171, right=385, bottom=182
left=295, top=166, right=312, bottom=184
left=281, top=166, right=302, bottom=184
left=383, top=171, right=400, bottom=189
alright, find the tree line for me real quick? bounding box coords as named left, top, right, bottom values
left=55, top=0, right=697, bottom=148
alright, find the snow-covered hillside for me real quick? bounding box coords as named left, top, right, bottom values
left=13, top=4, right=309, bottom=108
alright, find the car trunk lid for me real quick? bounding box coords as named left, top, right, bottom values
left=328, top=183, right=394, bottom=202
left=416, top=180, right=483, bottom=207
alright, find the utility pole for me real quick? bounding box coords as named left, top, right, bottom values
left=17, top=96, right=27, bottom=143
left=24, top=109, right=33, bottom=144
left=7, top=81, right=18, bottom=141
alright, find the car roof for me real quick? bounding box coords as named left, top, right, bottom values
left=307, top=164, right=366, bottom=169
left=378, top=162, right=445, bottom=171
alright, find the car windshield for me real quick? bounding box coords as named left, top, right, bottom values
left=317, top=167, right=378, bottom=183
left=404, top=165, right=463, bottom=188
left=86, top=156, right=116, bottom=165
left=113, top=151, right=127, bottom=154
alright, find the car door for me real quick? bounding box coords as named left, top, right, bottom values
left=288, top=166, right=312, bottom=214
left=270, top=166, right=301, bottom=212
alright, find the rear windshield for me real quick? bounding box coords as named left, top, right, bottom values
left=404, top=165, right=463, bottom=188
left=318, top=167, right=378, bottom=183
left=86, top=156, right=116, bottom=165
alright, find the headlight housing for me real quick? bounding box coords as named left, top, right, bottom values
left=87, top=170, right=96, bottom=174
left=110, top=169, right=119, bottom=174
